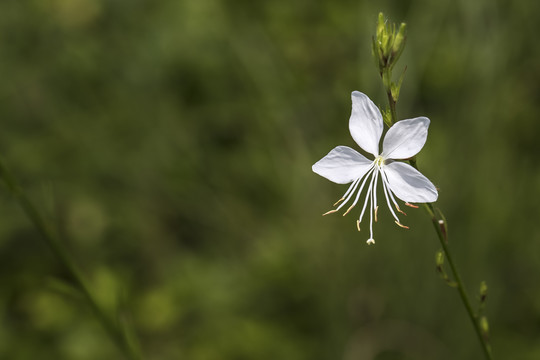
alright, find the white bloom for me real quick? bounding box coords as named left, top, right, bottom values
left=312, top=91, right=438, bottom=245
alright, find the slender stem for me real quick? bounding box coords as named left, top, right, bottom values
left=0, top=158, right=143, bottom=360
left=380, top=76, right=492, bottom=359
left=422, top=203, right=492, bottom=359
left=384, top=71, right=398, bottom=125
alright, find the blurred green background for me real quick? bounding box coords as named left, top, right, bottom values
left=1, top=0, right=539, bottom=359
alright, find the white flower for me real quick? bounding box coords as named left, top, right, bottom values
left=312, top=91, right=438, bottom=245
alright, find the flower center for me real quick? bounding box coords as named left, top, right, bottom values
left=322, top=153, right=410, bottom=245
left=374, top=155, right=385, bottom=167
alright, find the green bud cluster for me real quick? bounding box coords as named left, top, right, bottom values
left=372, top=12, right=408, bottom=127
left=372, top=12, right=407, bottom=74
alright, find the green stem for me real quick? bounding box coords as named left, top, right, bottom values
left=422, top=203, right=493, bottom=359
left=0, top=158, right=143, bottom=360
left=380, top=79, right=492, bottom=359
left=384, top=70, right=398, bottom=125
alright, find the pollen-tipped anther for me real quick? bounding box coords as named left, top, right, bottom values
left=356, top=220, right=361, bottom=231
left=374, top=206, right=379, bottom=222
left=343, top=204, right=355, bottom=216
left=395, top=220, right=409, bottom=229
left=323, top=209, right=338, bottom=216
left=333, top=198, right=345, bottom=207
left=395, top=204, right=407, bottom=215
left=405, top=202, right=419, bottom=208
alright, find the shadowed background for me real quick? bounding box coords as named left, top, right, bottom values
left=1, top=0, right=539, bottom=359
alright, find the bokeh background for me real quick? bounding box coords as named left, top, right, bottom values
left=1, top=0, right=539, bottom=359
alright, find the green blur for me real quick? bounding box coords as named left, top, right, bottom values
left=1, top=0, right=539, bottom=359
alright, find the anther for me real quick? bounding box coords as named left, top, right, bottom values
left=323, top=209, right=338, bottom=216
left=395, top=220, right=410, bottom=229
left=333, top=198, right=345, bottom=207
left=356, top=220, right=361, bottom=231
left=395, top=204, right=407, bottom=216
left=374, top=206, right=379, bottom=222
left=405, top=202, right=419, bottom=208
left=343, top=204, right=355, bottom=216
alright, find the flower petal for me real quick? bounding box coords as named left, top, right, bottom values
left=383, top=161, right=438, bottom=203
left=312, top=146, right=373, bottom=184
left=381, top=117, right=430, bottom=159
left=349, top=91, right=383, bottom=156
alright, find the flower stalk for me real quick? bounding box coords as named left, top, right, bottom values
left=373, top=13, right=493, bottom=359
left=424, top=203, right=492, bottom=359
left=0, top=157, right=144, bottom=360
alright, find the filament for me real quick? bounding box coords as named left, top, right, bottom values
left=343, top=166, right=376, bottom=215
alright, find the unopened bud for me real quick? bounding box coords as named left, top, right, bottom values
left=376, top=12, right=385, bottom=40
left=479, top=281, right=488, bottom=303
left=373, top=13, right=393, bottom=69
left=480, top=316, right=490, bottom=338
left=435, top=250, right=445, bottom=273
left=390, top=23, right=407, bottom=65
left=435, top=250, right=444, bottom=267
left=382, top=108, right=392, bottom=128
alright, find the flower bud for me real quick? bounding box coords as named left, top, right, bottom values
left=435, top=249, right=445, bottom=269
left=381, top=108, right=393, bottom=128
left=390, top=23, right=407, bottom=67
left=376, top=12, right=385, bottom=41
left=480, top=316, right=490, bottom=338
left=479, top=281, right=488, bottom=303
left=372, top=13, right=407, bottom=71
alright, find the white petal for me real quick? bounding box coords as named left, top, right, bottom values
left=349, top=91, right=383, bottom=156
left=381, top=117, right=430, bottom=159
left=312, top=146, right=373, bottom=184
left=383, top=161, right=438, bottom=203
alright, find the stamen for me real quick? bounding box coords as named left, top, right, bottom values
left=395, top=220, right=410, bottom=229
left=343, top=204, right=355, bottom=216
left=323, top=209, right=338, bottom=216
left=380, top=172, right=401, bottom=223
left=337, top=166, right=374, bottom=222
left=405, top=202, right=419, bottom=208
left=340, top=178, right=361, bottom=201
left=356, top=220, right=361, bottom=231
left=372, top=170, right=379, bottom=218
left=334, top=178, right=361, bottom=211
left=368, top=176, right=376, bottom=241
left=343, top=166, right=376, bottom=213
left=358, top=173, right=375, bottom=223
left=380, top=169, right=404, bottom=220
left=395, top=203, right=407, bottom=216
left=333, top=198, right=345, bottom=206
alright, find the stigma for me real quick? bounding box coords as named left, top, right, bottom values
left=374, top=156, right=385, bottom=167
